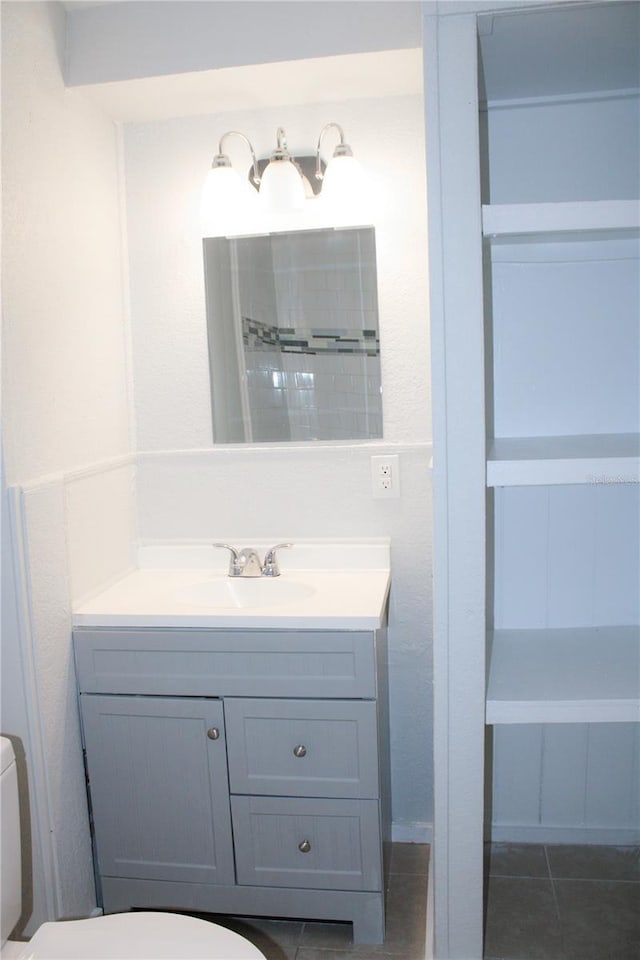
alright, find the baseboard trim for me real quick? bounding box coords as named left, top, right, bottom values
left=489, top=824, right=640, bottom=845
left=391, top=821, right=433, bottom=844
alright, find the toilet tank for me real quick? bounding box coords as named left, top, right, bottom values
left=0, top=737, right=22, bottom=945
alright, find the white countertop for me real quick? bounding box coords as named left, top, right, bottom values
left=72, top=541, right=391, bottom=630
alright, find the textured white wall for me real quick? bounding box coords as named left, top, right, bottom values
left=2, top=4, right=131, bottom=485
left=1, top=0, right=134, bottom=927
left=124, top=92, right=434, bottom=833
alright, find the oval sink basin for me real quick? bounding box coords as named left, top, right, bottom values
left=176, top=577, right=315, bottom=609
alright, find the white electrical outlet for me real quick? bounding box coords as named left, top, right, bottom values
left=371, top=454, right=400, bottom=499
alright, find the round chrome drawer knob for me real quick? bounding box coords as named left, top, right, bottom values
left=298, top=840, right=311, bottom=853
left=293, top=744, right=307, bottom=758
left=207, top=728, right=220, bottom=740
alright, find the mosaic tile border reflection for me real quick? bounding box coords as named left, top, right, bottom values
left=243, top=317, right=380, bottom=357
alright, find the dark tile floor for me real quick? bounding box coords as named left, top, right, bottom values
left=201, top=842, right=429, bottom=960
left=484, top=842, right=640, bottom=960
left=193, top=841, right=640, bottom=960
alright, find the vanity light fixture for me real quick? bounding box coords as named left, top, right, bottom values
left=314, top=122, right=363, bottom=205
left=201, top=130, right=262, bottom=230
left=201, top=123, right=364, bottom=225
left=258, top=127, right=306, bottom=210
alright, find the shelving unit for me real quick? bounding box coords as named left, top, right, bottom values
left=486, top=626, right=640, bottom=725
left=483, top=198, right=640, bottom=488
left=481, top=3, right=640, bottom=730
left=426, top=3, right=640, bottom=957
left=487, top=433, right=640, bottom=487
left=482, top=199, right=640, bottom=240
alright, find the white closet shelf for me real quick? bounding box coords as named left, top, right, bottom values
left=482, top=199, right=640, bottom=240
left=486, top=626, right=640, bottom=725
left=487, top=433, right=640, bottom=486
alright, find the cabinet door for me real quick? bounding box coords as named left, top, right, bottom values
left=80, top=695, right=235, bottom=885
left=225, top=698, right=379, bottom=798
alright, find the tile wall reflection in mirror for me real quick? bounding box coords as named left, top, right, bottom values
left=203, top=227, right=382, bottom=443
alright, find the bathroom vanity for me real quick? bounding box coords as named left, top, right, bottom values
left=73, top=544, right=391, bottom=944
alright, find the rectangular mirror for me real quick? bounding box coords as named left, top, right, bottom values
left=203, top=227, right=382, bottom=443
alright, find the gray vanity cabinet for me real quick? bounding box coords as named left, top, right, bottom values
left=74, top=626, right=390, bottom=944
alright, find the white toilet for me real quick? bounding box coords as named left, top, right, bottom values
left=0, top=737, right=266, bottom=959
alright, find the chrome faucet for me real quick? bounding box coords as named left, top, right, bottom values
left=261, top=543, right=292, bottom=577
left=213, top=543, right=292, bottom=578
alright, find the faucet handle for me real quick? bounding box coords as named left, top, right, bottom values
left=262, top=543, right=293, bottom=578
left=213, top=543, right=242, bottom=577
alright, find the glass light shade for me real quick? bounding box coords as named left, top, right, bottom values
left=201, top=165, right=258, bottom=236
left=258, top=158, right=306, bottom=210
left=320, top=154, right=366, bottom=212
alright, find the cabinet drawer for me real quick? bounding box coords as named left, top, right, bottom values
left=225, top=698, right=378, bottom=798
left=74, top=629, right=376, bottom=698
left=231, top=795, right=381, bottom=891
